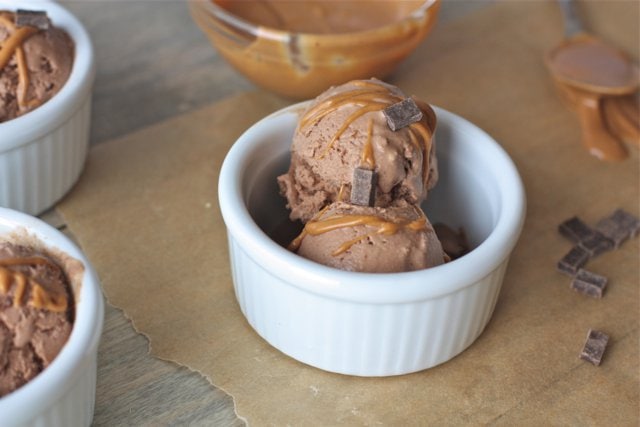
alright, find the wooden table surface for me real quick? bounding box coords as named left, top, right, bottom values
left=43, top=1, right=493, bottom=425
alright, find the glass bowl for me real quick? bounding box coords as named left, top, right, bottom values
left=189, top=0, right=440, bottom=99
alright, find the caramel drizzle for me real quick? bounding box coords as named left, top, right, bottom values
left=0, top=257, right=68, bottom=312
left=0, top=14, right=40, bottom=110
left=336, top=184, right=347, bottom=202
left=289, top=208, right=427, bottom=256
left=299, top=80, right=434, bottom=183
left=361, top=118, right=375, bottom=169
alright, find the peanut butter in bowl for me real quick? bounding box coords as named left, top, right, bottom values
left=189, top=0, right=440, bottom=99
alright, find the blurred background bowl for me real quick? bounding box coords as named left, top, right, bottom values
left=0, top=207, right=104, bottom=427
left=189, top=0, right=440, bottom=99
left=0, top=0, right=95, bottom=216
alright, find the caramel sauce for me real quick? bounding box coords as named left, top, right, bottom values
left=0, top=257, right=69, bottom=313
left=289, top=209, right=427, bottom=256
left=361, top=118, right=375, bottom=169
left=31, top=283, right=68, bottom=312
left=215, top=0, right=425, bottom=34
left=548, top=35, right=639, bottom=94
left=0, top=14, right=41, bottom=110
left=546, top=34, right=639, bottom=162
left=300, top=79, right=434, bottom=193
left=336, top=184, right=347, bottom=202
left=191, top=1, right=440, bottom=99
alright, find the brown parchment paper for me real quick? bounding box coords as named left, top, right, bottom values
left=58, top=1, right=639, bottom=425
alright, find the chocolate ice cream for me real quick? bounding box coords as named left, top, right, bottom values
left=278, top=79, right=446, bottom=272
left=0, top=242, right=74, bottom=397
left=290, top=201, right=445, bottom=272
left=278, top=79, right=438, bottom=223
left=0, top=9, right=74, bottom=123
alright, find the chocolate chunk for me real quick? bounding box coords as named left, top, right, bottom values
left=15, top=10, right=50, bottom=30
left=611, top=209, right=640, bottom=237
left=578, top=232, right=614, bottom=257
left=596, top=209, right=640, bottom=246
left=351, top=167, right=377, bottom=206
left=579, top=329, right=609, bottom=366
left=571, top=268, right=607, bottom=298
left=557, top=246, right=589, bottom=276
left=558, top=216, right=595, bottom=244
left=595, top=216, right=629, bottom=248
left=383, top=98, right=423, bottom=131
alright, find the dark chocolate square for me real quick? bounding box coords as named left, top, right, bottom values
left=578, top=232, right=614, bottom=257
left=557, top=246, right=589, bottom=276
left=571, top=268, right=607, bottom=298
left=15, top=9, right=50, bottom=30
left=558, top=216, right=594, bottom=244
left=579, top=329, right=609, bottom=366
left=595, top=216, right=629, bottom=248
left=351, top=168, right=377, bottom=207
left=383, top=98, right=423, bottom=131
left=611, top=209, right=640, bottom=239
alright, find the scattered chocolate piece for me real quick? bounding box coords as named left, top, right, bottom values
left=383, top=98, right=423, bottom=131
left=434, top=223, right=470, bottom=260
left=571, top=268, right=607, bottom=298
left=578, top=232, right=614, bottom=257
left=558, top=216, right=595, bottom=244
left=600, top=209, right=640, bottom=241
left=15, top=9, right=50, bottom=30
left=350, top=167, right=377, bottom=207
left=613, top=209, right=640, bottom=237
left=557, top=246, right=589, bottom=276
left=595, top=214, right=630, bottom=249
left=579, top=329, right=609, bottom=366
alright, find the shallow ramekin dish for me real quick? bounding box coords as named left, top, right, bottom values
left=189, top=0, right=440, bottom=99
left=218, top=102, right=526, bottom=377
left=0, top=0, right=95, bottom=216
left=0, top=207, right=104, bottom=427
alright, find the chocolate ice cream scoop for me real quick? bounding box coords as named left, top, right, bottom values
left=289, top=201, right=445, bottom=273
left=0, top=243, right=74, bottom=397
left=278, top=79, right=438, bottom=223
left=0, top=10, right=74, bottom=123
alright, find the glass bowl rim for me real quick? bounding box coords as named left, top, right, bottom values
left=192, top=0, right=439, bottom=41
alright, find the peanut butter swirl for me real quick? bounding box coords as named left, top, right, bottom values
left=0, top=256, right=68, bottom=312
left=299, top=79, right=435, bottom=184
left=0, top=13, right=42, bottom=110
left=289, top=206, right=427, bottom=256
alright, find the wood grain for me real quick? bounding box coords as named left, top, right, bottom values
left=42, top=209, right=242, bottom=426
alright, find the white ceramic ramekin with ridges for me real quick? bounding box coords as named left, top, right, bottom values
left=0, top=0, right=95, bottom=216
left=0, top=207, right=104, bottom=426
left=218, top=102, right=526, bottom=377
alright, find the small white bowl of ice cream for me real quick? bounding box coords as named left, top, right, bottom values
left=0, top=1, right=95, bottom=216
left=0, top=207, right=104, bottom=427
left=218, top=79, right=525, bottom=376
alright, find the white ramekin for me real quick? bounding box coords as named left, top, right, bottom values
left=0, top=0, right=95, bottom=216
left=218, top=103, right=526, bottom=377
left=0, top=207, right=104, bottom=427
